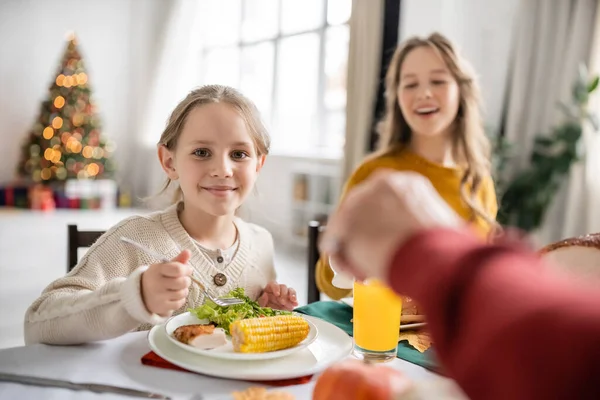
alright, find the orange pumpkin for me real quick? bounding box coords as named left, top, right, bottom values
left=312, top=359, right=413, bottom=400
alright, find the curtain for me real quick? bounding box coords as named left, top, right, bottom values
left=578, top=3, right=600, bottom=235
left=501, top=0, right=598, bottom=245
left=341, top=0, right=385, bottom=182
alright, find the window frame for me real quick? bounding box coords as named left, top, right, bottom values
left=199, top=0, right=350, bottom=157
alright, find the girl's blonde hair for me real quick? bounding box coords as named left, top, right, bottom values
left=376, top=32, right=496, bottom=228
left=157, top=85, right=270, bottom=203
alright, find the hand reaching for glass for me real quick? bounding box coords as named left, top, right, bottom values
left=320, top=170, right=462, bottom=283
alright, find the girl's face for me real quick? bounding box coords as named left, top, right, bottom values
left=397, top=46, right=460, bottom=139
left=159, top=103, right=265, bottom=217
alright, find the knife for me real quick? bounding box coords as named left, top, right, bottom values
left=0, top=372, right=171, bottom=399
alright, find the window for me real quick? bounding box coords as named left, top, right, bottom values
left=198, top=0, right=351, bottom=157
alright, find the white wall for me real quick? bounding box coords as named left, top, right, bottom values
left=0, top=0, right=170, bottom=186
left=401, top=0, right=520, bottom=131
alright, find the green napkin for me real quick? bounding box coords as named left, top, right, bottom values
left=295, top=301, right=440, bottom=372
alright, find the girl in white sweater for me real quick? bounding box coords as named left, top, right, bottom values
left=24, top=85, right=298, bottom=345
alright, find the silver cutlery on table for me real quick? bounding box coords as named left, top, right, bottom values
left=120, top=237, right=244, bottom=307
left=400, top=322, right=427, bottom=331
left=0, top=372, right=171, bottom=399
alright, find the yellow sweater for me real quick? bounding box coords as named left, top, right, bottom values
left=316, top=149, right=498, bottom=300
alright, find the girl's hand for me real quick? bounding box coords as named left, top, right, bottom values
left=258, top=281, right=298, bottom=311
left=141, top=250, right=193, bottom=317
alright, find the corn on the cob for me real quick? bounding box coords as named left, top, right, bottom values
left=230, top=315, right=310, bottom=353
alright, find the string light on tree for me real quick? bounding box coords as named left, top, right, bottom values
left=16, top=31, right=116, bottom=182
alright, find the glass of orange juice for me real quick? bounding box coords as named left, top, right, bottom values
left=353, top=279, right=403, bottom=362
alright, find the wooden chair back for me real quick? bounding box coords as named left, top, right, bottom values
left=67, top=224, right=104, bottom=272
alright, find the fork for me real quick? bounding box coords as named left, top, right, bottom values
left=120, top=237, right=244, bottom=307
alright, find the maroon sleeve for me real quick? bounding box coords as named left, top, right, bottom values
left=389, top=228, right=600, bottom=400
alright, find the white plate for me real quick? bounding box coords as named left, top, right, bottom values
left=340, top=298, right=354, bottom=307
left=164, top=312, right=319, bottom=361
left=148, top=315, right=354, bottom=381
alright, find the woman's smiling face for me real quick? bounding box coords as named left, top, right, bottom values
left=397, top=46, right=460, bottom=138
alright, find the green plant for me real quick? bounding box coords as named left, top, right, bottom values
left=488, top=129, right=515, bottom=199
left=497, top=65, right=600, bottom=232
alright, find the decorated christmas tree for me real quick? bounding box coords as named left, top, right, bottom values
left=16, top=32, right=116, bottom=183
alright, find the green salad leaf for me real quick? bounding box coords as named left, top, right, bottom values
left=189, top=287, right=291, bottom=335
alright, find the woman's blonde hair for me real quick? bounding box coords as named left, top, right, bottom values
left=157, top=85, right=270, bottom=203
left=376, top=32, right=496, bottom=228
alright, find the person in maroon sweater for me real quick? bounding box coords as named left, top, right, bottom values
left=321, top=169, right=600, bottom=400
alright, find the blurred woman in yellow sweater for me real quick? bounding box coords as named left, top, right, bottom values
left=316, top=33, right=499, bottom=300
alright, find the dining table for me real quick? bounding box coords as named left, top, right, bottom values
left=0, top=305, right=468, bottom=400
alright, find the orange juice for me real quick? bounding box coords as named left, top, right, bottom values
left=353, top=279, right=402, bottom=354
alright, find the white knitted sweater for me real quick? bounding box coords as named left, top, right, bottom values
left=24, top=203, right=276, bottom=345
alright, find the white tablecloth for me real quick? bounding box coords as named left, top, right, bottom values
left=0, top=331, right=462, bottom=400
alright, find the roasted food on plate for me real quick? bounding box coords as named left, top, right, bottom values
left=401, top=296, right=419, bottom=316
left=232, top=387, right=295, bottom=400
left=172, top=324, right=227, bottom=349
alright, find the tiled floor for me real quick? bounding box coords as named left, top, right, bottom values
left=0, top=208, right=308, bottom=349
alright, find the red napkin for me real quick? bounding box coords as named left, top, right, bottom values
left=141, top=351, right=313, bottom=387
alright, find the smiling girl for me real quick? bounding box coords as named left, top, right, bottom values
left=25, top=85, right=297, bottom=345
left=316, top=33, right=499, bottom=300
